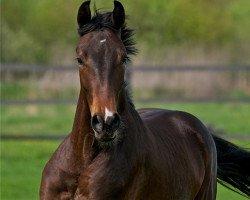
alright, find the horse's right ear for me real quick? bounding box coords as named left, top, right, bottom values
left=77, top=0, right=91, bottom=27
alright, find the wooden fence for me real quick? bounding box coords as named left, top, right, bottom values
left=1, top=64, right=250, bottom=139
left=1, top=63, right=250, bottom=105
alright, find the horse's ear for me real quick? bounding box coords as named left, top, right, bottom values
left=77, top=0, right=91, bottom=27
left=112, top=1, right=125, bottom=29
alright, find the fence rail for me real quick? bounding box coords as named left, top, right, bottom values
left=1, top=63, right=250, bottom=105
left=2, top=63, right=250, bottom=72
left=2, top=64, right=250, bottom=141
left=2, top=97, right=250, bottom=106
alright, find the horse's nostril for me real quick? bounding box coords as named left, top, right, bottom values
left=91, top=114, right=104, bottom=133
left=92, top=113, right=120, bottom=134
left=106, top=113, right=120, bottom=131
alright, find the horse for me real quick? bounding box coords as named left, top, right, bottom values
left=40, top=1, right=250, bottom=199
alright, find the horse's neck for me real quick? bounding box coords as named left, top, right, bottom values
left=71, top=88, right=91, bottom=134
left=69, top=88, right=94, bottom=165
left=119, top=91, right=149, bottom=157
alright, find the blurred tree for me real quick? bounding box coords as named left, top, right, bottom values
left=1, top=20, right=47, bottom=63
left=128, top=0, right=234, bottom=47
left=1, top=0, right=249, bottom=64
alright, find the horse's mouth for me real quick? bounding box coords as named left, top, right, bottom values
left=100, top=135, right=116, bottom=143
left=94, top=127, right=124, bottom=148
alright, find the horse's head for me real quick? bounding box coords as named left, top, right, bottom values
left=76, top=1, right=133, bottom=144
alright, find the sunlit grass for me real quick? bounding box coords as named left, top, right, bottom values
left=1, top=141, right=59, bottom=200
left=1, top=102, right=249, bottom=199
left=1, top=140, right=249, bottom=200
left=1, top=105, right=75, bottom=136
left=1, top=102, right=250, bottom=135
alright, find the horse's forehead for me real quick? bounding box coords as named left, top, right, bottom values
left=89, top=30, right=112, bottom=44
left=78, top=30, right=124, bottom=54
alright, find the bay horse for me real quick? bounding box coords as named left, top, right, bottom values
left=40, top=1, right=250, bottom=199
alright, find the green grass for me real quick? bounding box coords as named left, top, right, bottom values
left=1, top=81, right=79, bottom=101
left=1, top=82, right=31, bottom=100
left=1, top=141, right=59, bottom=200
left=1, top=102, right=249, bottom=199
left=1, top=105, right=75, bottom=136
left=217, top=184, right=249, bottom=200
left=1, top=140, right=249, bottom=200
left=1, top=102, right=250, bottom=135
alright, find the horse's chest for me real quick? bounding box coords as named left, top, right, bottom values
left=73, top=165, right=146, bottom=200
left=73, top=176, right=123, bottom=200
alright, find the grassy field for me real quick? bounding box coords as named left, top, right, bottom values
left=1, top=102, right=250, bottom=199
left=1, top=140, right=249, bottom=200
left=1, top=102, right=250, bottom=135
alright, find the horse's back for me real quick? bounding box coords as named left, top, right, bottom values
left=137, top=108, right=217, bottom=199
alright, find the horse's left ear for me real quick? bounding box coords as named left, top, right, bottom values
left=112, top=1, right=125, bottom=29
left=77, top=0, right=91, bottom=27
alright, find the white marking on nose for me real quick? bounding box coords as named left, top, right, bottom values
left=105, top=107, right=113, bottom=122
left=100, top=39, right=106, bottom=43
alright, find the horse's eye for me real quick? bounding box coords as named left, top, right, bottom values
left=76, top=58, right=84, bottom=65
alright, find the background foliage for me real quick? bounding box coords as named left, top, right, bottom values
left=1, top=0, right=250, bottom=64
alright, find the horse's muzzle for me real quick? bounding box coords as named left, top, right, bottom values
left=91, top=113, right=121, bottom=141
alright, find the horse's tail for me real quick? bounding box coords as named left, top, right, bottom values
left=212, top=134, right=250, bottom=197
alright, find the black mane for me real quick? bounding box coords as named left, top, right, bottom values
left=78, top=11, right=138, bottom=59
